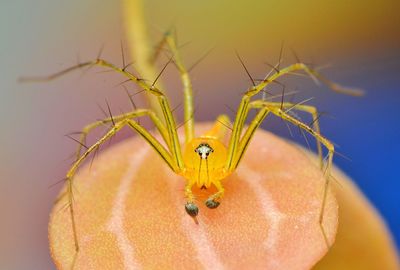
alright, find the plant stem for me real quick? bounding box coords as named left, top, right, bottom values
left=122, top=0, right=164, bottom=120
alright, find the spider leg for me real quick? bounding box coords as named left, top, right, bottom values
left=230, top=100, right=334, bottom=247
left=252, top=62, right=364, bottom=97
left=68, top=109, right=170, bottom=163
left=151, top=33, right=168, bottom=64
left=225, top=94, right=251, bottom=170
left=226, top=61, right=362, bottom=170
left=62, top=117, right=178, bottom=269
left=165, top=32, right=195, bottom=143
left=20, top=58, right=185, bottom=171
left=261, top=101, right=323, bottom=169
left=228, top=107, right=270, bottom=170
left=230, top=101, right=324, bottom=170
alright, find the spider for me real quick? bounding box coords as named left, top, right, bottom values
left=21, top=32, right=362, bottom=266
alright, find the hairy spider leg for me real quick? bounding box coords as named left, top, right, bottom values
left=247, top=101, right=324, bottom=169
left=226, top=99, right=334, bottom=247
left=152, top=30, right=214, bottom=144
left=71, top=109, right=170, bottom=162
left=20, top=58, right=185, bottom=171
left=226, top=61, right=363, bottom=172
left=63, top=116, right=179, bottom=269
left=149, top=30, right=195, bottom=143
left=53, top=108, right=170, bottom=203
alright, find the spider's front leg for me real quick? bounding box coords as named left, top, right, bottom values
left=231, top=101, right=325, bottom=170
left=20, top=58, right=185, bottom=171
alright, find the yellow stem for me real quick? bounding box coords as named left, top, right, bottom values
left=122, top=0, right=165, bottom=119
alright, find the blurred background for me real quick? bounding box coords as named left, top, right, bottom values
left=1, top=0, right=399, bottom=269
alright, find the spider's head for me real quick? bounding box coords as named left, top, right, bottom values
left=182, top=137, right=229, bottom=188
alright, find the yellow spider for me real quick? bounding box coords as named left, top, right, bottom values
left=21, top=32, right=362, bottom=265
